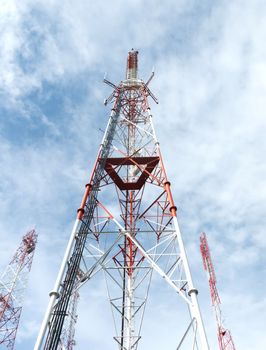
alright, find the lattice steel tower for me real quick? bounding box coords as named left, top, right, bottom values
left=58, top=277, right=80, bottom=350
left=200, top=232, right=236, bottom=350
left=35, top=51, right=209, bottom=350
left=0, top=229, right=38, bottom=349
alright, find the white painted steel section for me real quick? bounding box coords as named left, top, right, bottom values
left=121, top=116, right=155, bottom=138
left=100, top=177, right=209, bottom=348
left=101, top=109, right=117, bottom=146
left=124, top=232, right=192, bottom=306
left=111, top=217, right=191, bottom=305
left=35, top=105, right=118, bottom=350
left=172, top=216, right=209, bottom=350
left=124, top=123, right=136, bottom=350
left=148, top=108, right=158, bottom=144
left=77, top=233, right=124, bottom=290
left=113, top=212, right=209, bottom=349
left=125, top=276, right=133, bottom=350
left=34, top=219, right=80, bottom=350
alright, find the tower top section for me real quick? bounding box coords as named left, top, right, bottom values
left=126, top=49, right=138, bottom=80
left=123, top=49, right=142, bottom=87
left=104, top=50, right=158, bottom=105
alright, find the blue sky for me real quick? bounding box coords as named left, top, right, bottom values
left=0, top=0, right=266, bottom=349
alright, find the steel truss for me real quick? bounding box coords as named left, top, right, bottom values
left=200, top=233, right=236, bottom=350
left=58, top=277, right=80, bottom=350
left=35, top=51, right=209, bottom=350
left=0, top=229, right=38, bottom=349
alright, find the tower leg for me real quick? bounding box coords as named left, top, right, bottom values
left=172, top=216, right=209, bottom=350
left=34, top=219, right=80, bottom=350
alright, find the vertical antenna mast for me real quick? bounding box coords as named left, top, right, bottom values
left=0, top=229, right=38, bottom=349
left=35, top=51, right=209, bottom=350
left=200, top=232, right=236, bottom=350
left=126, top=50, right=138, bottom=80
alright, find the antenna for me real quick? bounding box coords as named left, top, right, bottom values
left=0, top=229, right=38, bottom=349
left=200, top=232, right=236, bottom=350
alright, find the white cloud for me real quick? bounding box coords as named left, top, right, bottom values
left=0, top=0, right=266, bottom=349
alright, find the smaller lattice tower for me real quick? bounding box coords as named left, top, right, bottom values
left=200, top=232, right=236, bottom=350
left=0, top=229, right=38, bottom=349
left=58, top=278, right=80, bottom=350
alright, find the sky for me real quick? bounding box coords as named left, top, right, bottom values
left=0, top=0, right=266, bottom=349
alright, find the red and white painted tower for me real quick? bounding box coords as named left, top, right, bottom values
left=35, top=51, right=209, bottom=350
left=0, top=229, right=38, bottom=349
left=200, top=232, right=236, bottom=350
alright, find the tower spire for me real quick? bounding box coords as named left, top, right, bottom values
left=200, top=232, right=236, bottom=350
left=126, top=49, right=138, bottom=80
left=35, top=51, right=209, bottom=350
left=0, top=229, right=38, bottom=349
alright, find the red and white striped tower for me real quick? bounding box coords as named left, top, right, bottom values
left=35, top=50, right=209, bottom=350
left=200, top=232, right=236, bottom=350
left=0, top=229, right=38, bottom=349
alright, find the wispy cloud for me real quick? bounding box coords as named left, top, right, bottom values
left=0, top=0, right=265, bottom=349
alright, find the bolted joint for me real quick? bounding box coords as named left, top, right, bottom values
left=77, top=208, right=84, bottom=215
left=170, top=205, right=177, bottom=212
left=49, top=291, right=60, bottom=299
left=188, top=288, right=198, bottom=297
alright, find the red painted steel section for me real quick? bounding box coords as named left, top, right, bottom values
left=164, top=181, right=177, bottom=216
left=200, top=233, right=236, bottom=350
left=127, top=51, right=138, bottom=72
left=128, top=191, right=134, bottom=276
left=200, top=233, right=220, bottom=306
left=139, top=190, right=167, bottom=219
left=104, top=157, right=159, bottom=190
left=77, top=184, right=92, bottom=220
left=0, top=229, right=37, bottom=350
left=96, top=200, right=114, bottom=219
left=158, top=148, right=168, bottom=181
left=104, top=157, right=159, bottom=166
left=111, top=149, right=162, bottom=184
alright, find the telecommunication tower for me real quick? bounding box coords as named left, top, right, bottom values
left=35, top=51, right=209, bottom=350
left=0, top=229, right=38, bottom=349
left=200, top=232, right=236, bottom=350
left=58, top=281, right=79, bottom=350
